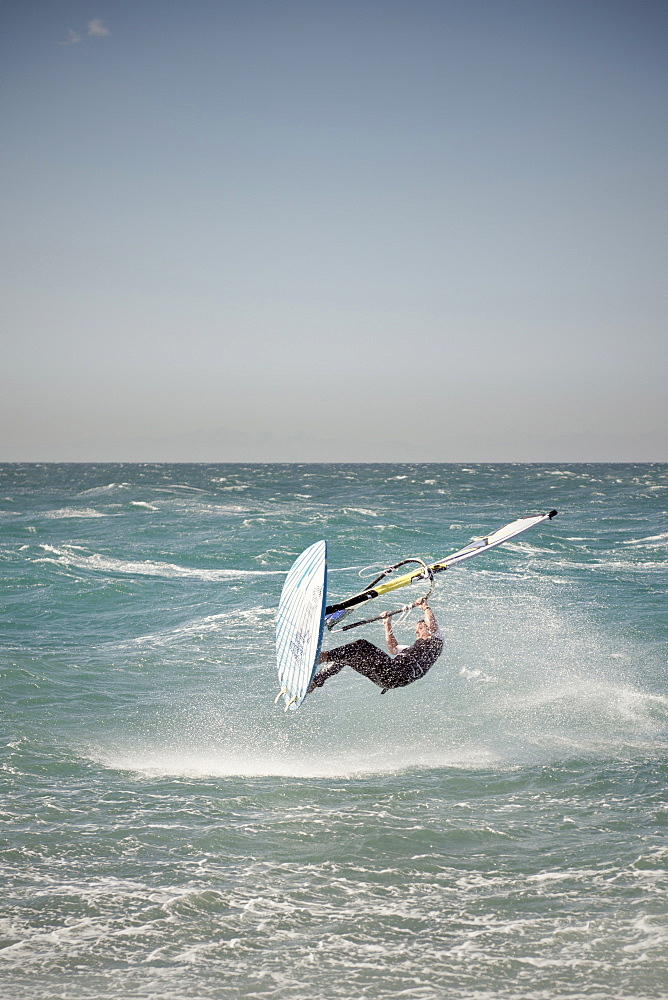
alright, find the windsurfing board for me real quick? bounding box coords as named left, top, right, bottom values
left=275, top=540, right=327, bottom=710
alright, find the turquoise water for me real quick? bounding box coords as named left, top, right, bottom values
left=1, top=463, right=667, bottom=999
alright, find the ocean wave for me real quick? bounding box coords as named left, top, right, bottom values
left=35, top=545, right=286, bottom=581
left=78, top=482, right=132, bottom=496
left=622, top=531, right=668, bottom=550
left=160, top=484, right=210, bottom=492
left=43, top=507, right=110, bottom=519
left=539, top=556, right=668, bottom=575
left=118, top=606, right=275, bottom=648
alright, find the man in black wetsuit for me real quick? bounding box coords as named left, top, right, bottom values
left=308, top=598, right=443, bottom=694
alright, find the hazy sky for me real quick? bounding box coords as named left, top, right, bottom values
left=2, top=0, right=666, bottom=461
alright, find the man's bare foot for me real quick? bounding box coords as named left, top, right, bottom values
left=308, top=673, right=325, bottom=694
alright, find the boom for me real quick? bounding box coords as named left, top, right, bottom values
left=325, top=510, right=557, bottom=620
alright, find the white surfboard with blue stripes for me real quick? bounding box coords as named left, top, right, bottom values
left=275, top=540, right=327, bottom=710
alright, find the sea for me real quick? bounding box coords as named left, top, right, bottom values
left=1, top=462, right=667, bottom=1000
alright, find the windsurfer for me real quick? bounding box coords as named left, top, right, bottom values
left=308, top=598, right=443, bottom=694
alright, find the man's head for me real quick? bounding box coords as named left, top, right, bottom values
left=414, top=619, right=431, bottom=640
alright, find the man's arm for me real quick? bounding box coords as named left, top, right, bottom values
left=381, top=612, right=399, bottom=655
left=415, top=598, right=439, bottom=634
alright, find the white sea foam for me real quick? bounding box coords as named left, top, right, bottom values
left=97, top=744, right=505, bottom=780
left=95, top=667, right=668, bottom=780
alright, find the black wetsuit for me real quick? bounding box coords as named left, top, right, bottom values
left=312, top=634, right=443, bottom=692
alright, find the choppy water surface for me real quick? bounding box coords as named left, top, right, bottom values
left=1, top=463, right=667, bottom=998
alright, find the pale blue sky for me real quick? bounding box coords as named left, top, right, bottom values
left=2, top=0, right=666, bottom=461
